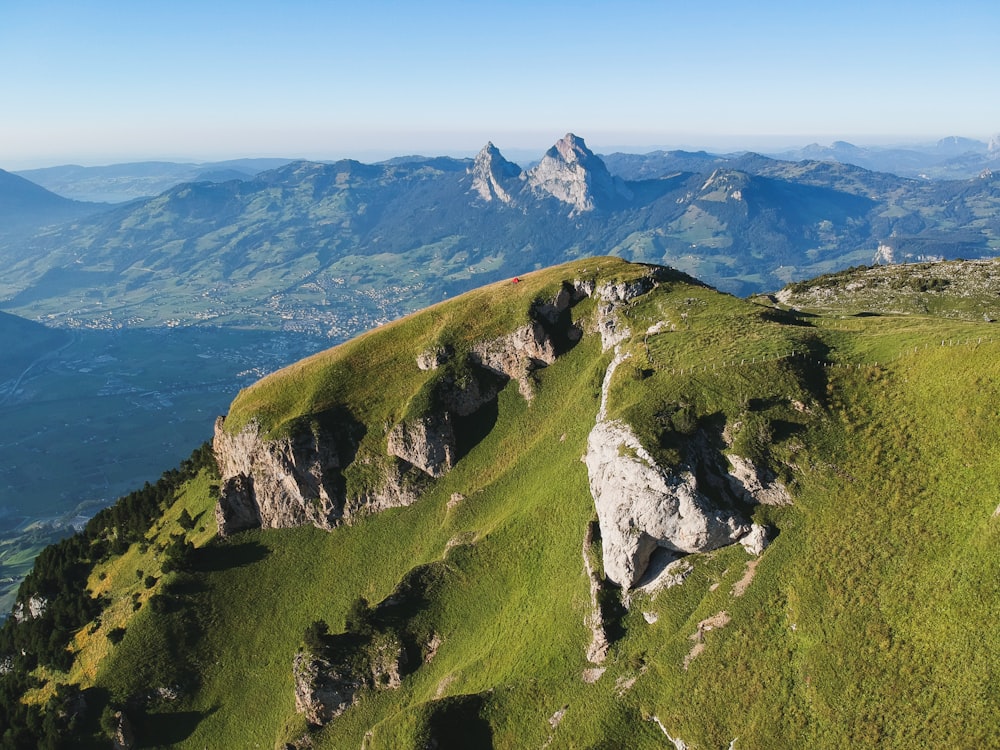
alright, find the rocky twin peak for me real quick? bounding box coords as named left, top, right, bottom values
left=525, top=133, right=633, bottom=214
left=469, top=133, right=632, bottom=214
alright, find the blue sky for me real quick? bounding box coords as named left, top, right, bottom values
left=2, top=0, right=998, bottom=168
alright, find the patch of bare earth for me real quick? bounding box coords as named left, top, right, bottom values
left=683, top=611, right=731, bottom=670
left=731, top=558, right=760, bottom=598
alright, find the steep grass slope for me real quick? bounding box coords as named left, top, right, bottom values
left=2, top=257, right=999, bottom=749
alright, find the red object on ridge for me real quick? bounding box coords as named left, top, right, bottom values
left=512, top=277, right=520, bottom=283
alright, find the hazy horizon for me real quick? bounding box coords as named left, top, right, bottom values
left=3, top=1, right=998, bottom=171
left=7, top=131, right=997, bottom=173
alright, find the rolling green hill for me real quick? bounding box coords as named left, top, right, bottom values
left=1, top=257, right=998, bottom=749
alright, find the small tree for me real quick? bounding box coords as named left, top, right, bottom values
left=344, top=597, right=374, bottom=636
left=304, top=620, right=329, bottom=653
left=177, top=509, right=196, bottom=531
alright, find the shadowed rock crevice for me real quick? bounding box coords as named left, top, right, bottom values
left=294, top=563, right=447, bottom=730
left=214, top=406, right=365, bottom=536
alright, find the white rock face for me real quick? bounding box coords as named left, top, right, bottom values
left=585, top=348, right=748, bottom=589
left=989, top=133, right=1000, bottom=158
left=12, top=594, right=47, bottom=623
left=387, top=413, right=456, bottom=478
left=525, top=133, right=632, bottom=214
left=469, top=141, right=522, bottom=204
left=727, top=454, right=792, bottom=506
left=873, top=242, right=896, bottom=264
left=740, top=523, right=772, bottom=556
left=594, top=276, right=656, bottom=350
left=585, top=419, right=748, bottom=588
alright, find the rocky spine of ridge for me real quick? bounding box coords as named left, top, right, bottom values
left=469, top=141, right=523, bottom=204
left=525, top=133, right=633, bottom=214
left=213, top=278, right=593, bottom=536
left=582, top=280, right=778, bottom=590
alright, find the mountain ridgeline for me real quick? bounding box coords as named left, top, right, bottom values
left=2, top=134, right=999, bottom=336
left=2, top=257, right=998, bottom=749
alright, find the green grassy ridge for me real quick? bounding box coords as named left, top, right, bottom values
left=5, top=258, right=1000, bottom=748
left=778, top=257, right=1000, bottom=319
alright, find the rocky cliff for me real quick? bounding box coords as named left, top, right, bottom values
left=469, top=141, right=523, bottom=204
left=214, top=270, right=604, bottom=536
left=525, top=133, right=632, bottom=214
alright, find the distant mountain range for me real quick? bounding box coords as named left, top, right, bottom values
left=0, top=168, right=105, bottom=238
left=765, top=136, right=999, bottom=180
left=2, top=134, right=999, bottom=336
left=14, top=158, right=294, bottom=203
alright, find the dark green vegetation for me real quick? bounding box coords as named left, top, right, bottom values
left=0, top=445, right=215, bottom=748
left=3, top=138, right=999, bottom=335
left=1, top=257, right=998, bottom=748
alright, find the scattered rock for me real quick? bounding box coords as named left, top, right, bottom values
left=616, top=674, right=638, bottom=695
left=387, top=413, right=456, bottom=478
left=684, top=611, right=731, bottom=669
left=582, top=667, right=606, bottom=683
left=739, top=524, right=773, bottom=556
left=416, top=345, right=453, bottom=371
left=447, top=492, right=465, bottom=509
left=731, top=558, right=761, bottom=598
left=110, top=710, right=135, bottom=750
left=12, top=594, right=47, bottom=623
left=727, top=455, right=792, bottom=506
left=548, top=705, right=568, bottom=728
left=434, top=674, right=457, bottom=699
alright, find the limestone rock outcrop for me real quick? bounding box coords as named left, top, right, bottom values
left=213, top=266, right=670, bottom=538
left=387, top=413, right=456, bottom=478
left=726, top=454, right=792, bottom=506
left=585, top=418, right=749, bottom=589
left=12, top=594, right=47, bottom=623
left=525, top=133, right=632, bottom=214
left=293, top=652, right=363, bottom=726
left=469, top=142, right=523, bottom=204
left=214, top=415, right=356, bottom=536
left=293, top=634, right=406, bottom=727
left=583, top=347, right=768, bottom=590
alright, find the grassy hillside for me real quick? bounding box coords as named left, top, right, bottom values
left=2, top=257, right=998, bottom=748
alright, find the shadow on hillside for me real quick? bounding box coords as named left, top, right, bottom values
left=135, top=705, right=219, bottom=747
left=426, top=693, right=494, bottom=750
left=192, top=540, right=269, bottom=572
left=453, top=398, right=499, bottom=461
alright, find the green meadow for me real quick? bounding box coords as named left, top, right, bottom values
left=4, top=257, right=999, bottom=748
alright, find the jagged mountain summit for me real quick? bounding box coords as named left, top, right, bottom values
left=524, top=132, right=633, bottom=213
left=3, top=256, right=998, bottom=748
left=469, top=141, right=522, bottom=204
